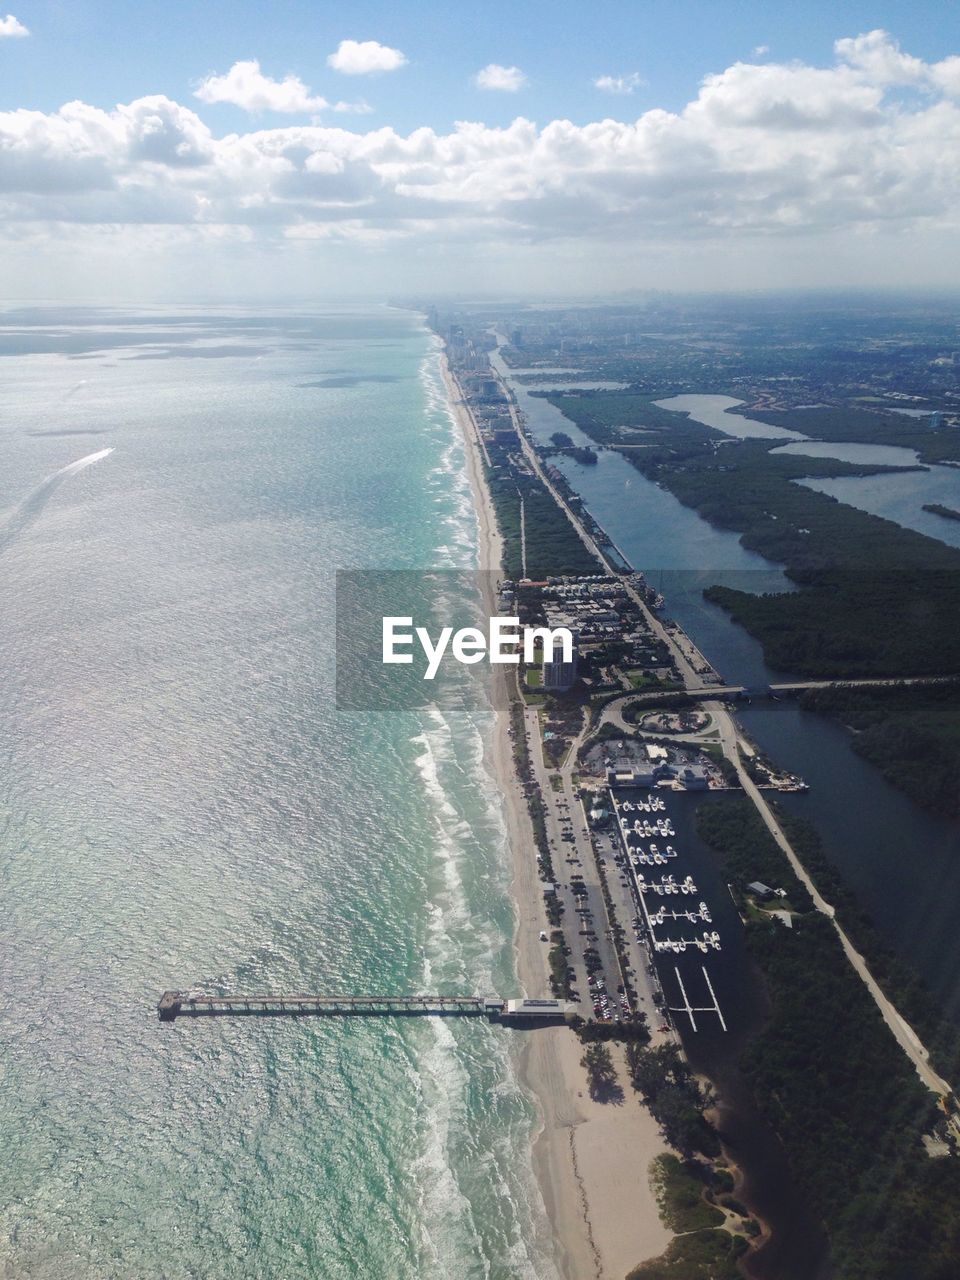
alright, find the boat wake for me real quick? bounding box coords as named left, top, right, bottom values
left=0, top=447, right=114, bottom=553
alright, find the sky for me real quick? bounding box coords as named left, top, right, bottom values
left=2, top=0, right=960, bottom=301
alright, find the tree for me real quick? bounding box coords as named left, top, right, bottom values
left=581, top=1043, right=619, bottom=1100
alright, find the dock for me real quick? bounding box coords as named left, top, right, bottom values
left=667, top=966, right=728, bottom=1033
left=157, top=992, right=571, bottom=1026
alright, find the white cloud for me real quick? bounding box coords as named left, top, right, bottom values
left=2, top=28, right=960, bottom=292
left=474, top=64, right=527, bottom=92
left=195, top=60, right=328, bottom=113
left=594, top=73, right=644, bottom=95
left=334, top=99, right=374, bottom=115
left=0, top=13, right=27, bottom=37
left=835, top=29, right=927, bottom=84
left=752, top=45, right=770, bottom=58
left=326, top=40, right=406, bottom=75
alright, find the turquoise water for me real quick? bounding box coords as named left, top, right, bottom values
left=0, top=307, right=555, bottom=1278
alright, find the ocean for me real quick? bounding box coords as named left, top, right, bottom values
left=0, top=306, right=556, bottom=1278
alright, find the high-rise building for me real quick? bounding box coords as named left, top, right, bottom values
left=542, top=632, right=579, bottom=692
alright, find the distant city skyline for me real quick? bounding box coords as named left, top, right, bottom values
left=2, top=2, right=960, bottom=299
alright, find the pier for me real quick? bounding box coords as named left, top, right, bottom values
left=157, top=992, right=571, bottom=1025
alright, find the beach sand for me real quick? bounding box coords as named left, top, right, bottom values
left=440, top=351, right=672, bottom=1279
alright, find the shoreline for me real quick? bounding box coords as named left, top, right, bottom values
left=440, top=349, right=673, bottom=1279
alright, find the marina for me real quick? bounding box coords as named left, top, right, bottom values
left=607, top=788, right=728, bottom=1032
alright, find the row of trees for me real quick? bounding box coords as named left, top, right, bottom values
left=625, top=1042, right=720, bottom=1159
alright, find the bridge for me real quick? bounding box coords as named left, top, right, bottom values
left=768, top=675, right=960, bottom=695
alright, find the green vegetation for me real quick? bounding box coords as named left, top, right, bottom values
left=705, top=567, right=960, bottom=679
left=739, top=406, right=960, bottom=466
left=626, top=1042, right=720, bottom=1158
left=581, top=1042, right=621, bottom=1101
left=696, top=796, right=813, bottom=911
left=650, top=1154, right=725, bottom=1232
left=626, top=669, right=680, bottom=690
left=541, top=391, right=695, bottom=446
left=924, top=503, right=960, bottom=523
left=484, top=440, right=600, bottom=579
left=800, top=684, right=960, bottom=817
left=698, top=797, right=960, bottom=1082
left=510, top=701, right=562, bottom=923
left=742, top=914, right=960, bottom=1279
left=576, top=1018, right=649, bottom=1043
left=569, top=445, right=598, bottom=464
left=547, top=932, right=574, bottom=999
left=775, top=807, right=960, bottom=1085
left=548, top=391, right=960, bottom=678
left=548, top=429, right=597, bottom=465
left=697, top=798, right=960, bottom=1278
left=626, top=1229, right=747, bottom=1280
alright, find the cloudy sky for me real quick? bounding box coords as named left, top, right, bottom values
left=2, top=0, right=960, bottom=300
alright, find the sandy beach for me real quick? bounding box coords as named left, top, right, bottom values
left=440, top=351, right=672, bottom=1279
